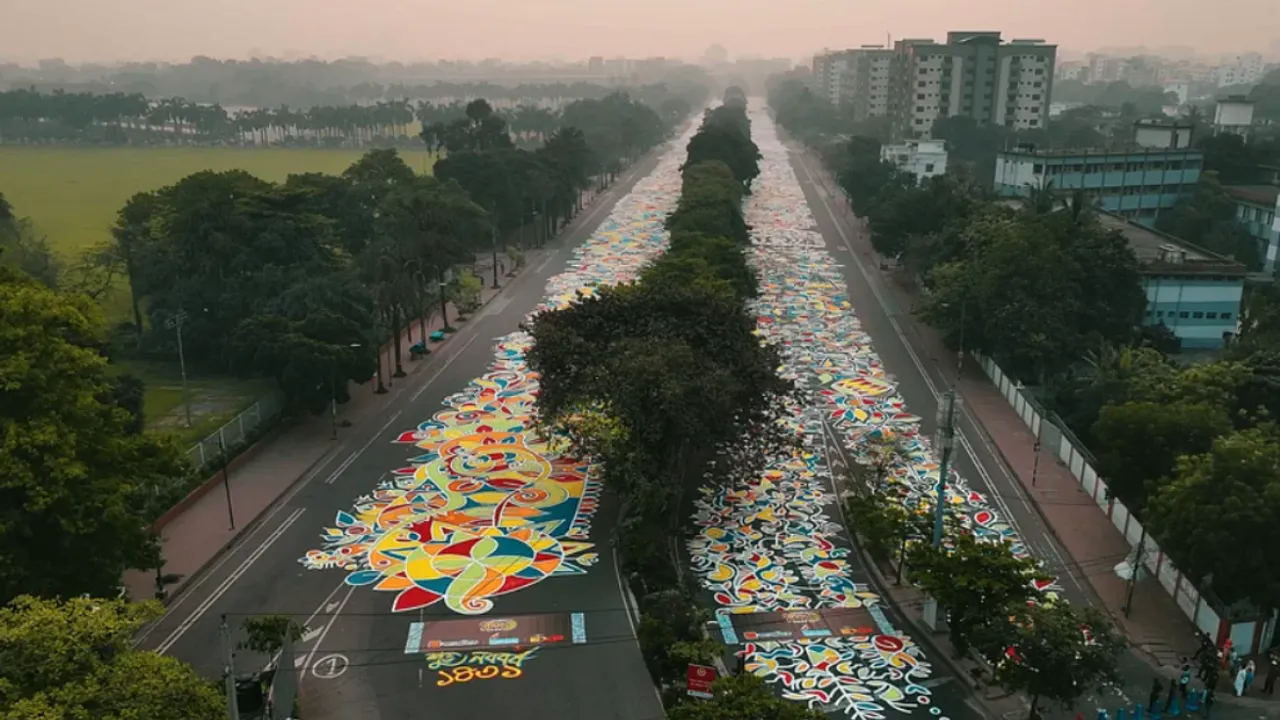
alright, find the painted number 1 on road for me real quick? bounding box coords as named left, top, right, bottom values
left=311, top=654, right=349, bottom=679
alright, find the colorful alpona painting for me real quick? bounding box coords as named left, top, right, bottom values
left=299, top=135, right=690, bottom=616
left=690, top=110, right=1066, bottom=720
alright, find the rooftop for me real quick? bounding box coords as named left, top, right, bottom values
left=1095, top=211, right=1247, bottom=277
left=998, top=145, right=1203, bottom=158
left=1224, top=184, right=1280, bottom=207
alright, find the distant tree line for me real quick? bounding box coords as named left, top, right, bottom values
left=0, top=83, right=703, bottom=147
left=0, top=56, right=714, bottom=116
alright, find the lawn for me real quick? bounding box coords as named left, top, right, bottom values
left=111, top=360, right=276, bottom=447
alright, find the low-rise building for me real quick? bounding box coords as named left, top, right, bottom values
left=1096, top=211, right=1247, bottom=349
left=880, top=140, right=948, bottom=183
left=1224, top=184, right=1280, bottom=272
left=994, top=146, right=1203, bottom=226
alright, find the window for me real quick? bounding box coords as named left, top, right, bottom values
left=918, top=81, right=926, bottom=87
left=1179, top=311, right=1190, bottom=319
left=1222, top=312, right=1233, bottom=320
left=925, top=163, right=936, bottom=172
left=1035, top=69, right=1044, bottom=75
left=1034, top=81, right=1043, bottom=88
left=1156, top=310, right=1165, bottom=318
left=1030, top=118, right=1039, bottom=126
left=1033, top=164, right=1044, bottom=173
left=917, top=93, right=926, bottom=99
left=1207, top=312, right=1219, bottom=319
left=1031, top=94, right=1041, bottom=101
left=1193, top=311, right=1204, bottom=319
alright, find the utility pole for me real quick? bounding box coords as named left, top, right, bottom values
left=1031, top=439, right=1042, bottom=487
left=490, top=219, right=501, bottom=289
left=164, top=310, right=192, bottom=428
left=217, top=435, right=236, bottom=530
left=1123, top=527, right=1147, bottom=617
left=923, top=390, right=959, bottom=632
left=221, top=615, right=241, bottom=720
left=932, top=390, right=959, bottom=547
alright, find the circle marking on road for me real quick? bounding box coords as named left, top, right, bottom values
left=311, top=653, right=349, bottom=679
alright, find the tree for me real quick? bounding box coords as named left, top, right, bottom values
left=917, top=207, right=1145, bottom=383
left=0, top=595, right=224, bottom=720
left=683, top=104, right=761, bottom=190
left=983, top=603, right=1124, bottom=718
left=667, top=674, right=825, bottom=720
left=239, top=614, right=305, bottom=658
left=0, top=268, right=189, bottom=600
left=1156, top=171, right=1261, bottom=270
left=1145, top=427, right=1280, bottom=609
left=1091, top=401, right=1231, bottom=513
left=906, top=532, right=1047, bottom=656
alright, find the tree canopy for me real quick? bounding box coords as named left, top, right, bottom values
left=0, top=267, right=189, bottom=600
left=0, top=596, right=224, bottom=720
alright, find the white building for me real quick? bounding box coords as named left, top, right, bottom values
left=880, top=140, right=948, bottom=183
left=1213, top=53, right=1266, bottom=87
left=1214, top=98, right=1256, bottom=137
left=811, top=47, right=895, bottom=120
left=893, top=33, right=1055, bottom=139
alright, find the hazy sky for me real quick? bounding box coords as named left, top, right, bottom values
left=4, top=0, right=1277, bottom=64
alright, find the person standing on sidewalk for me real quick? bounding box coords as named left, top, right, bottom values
left=1264, top=650, right=1278, bottom=694
left=1179, top=660, right=1193, bottom=701
left=1165, top=676, right=1178, bottom=711
left=1148, top=677, right=1163, bottom=712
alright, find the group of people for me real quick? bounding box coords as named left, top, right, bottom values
left=1191, top=635, right=1279, bottom=700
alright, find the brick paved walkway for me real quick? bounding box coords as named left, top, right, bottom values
left=799, top=149, right=1280, bottom=714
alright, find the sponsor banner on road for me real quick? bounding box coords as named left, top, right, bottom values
left=718, top=607, right=877, bottom=644
left=404, top=612, right=586, bottom=653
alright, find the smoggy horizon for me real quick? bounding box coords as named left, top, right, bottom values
left=4, top=0, right=1278, bottom=66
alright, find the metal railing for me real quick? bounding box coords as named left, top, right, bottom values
left=185, top=392, right=284, bottom=469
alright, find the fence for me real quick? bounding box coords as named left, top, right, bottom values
left=973, top=352, right=1277, bottom=654
left=186, top=392, right=285, bottom=469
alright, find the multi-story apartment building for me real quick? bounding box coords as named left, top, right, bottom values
left=891, top=32, right=1056, bottom=139
left=1213, top=53, right=1266, bottom=87
left=810, top=47, right=895, bottom=120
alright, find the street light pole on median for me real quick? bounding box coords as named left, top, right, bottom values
left=932, top=390, right=958, bottom=547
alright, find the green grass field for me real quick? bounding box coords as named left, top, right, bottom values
left=0, top=145, right=436, bottom=260
left=2, top=145, right=433, bottom=441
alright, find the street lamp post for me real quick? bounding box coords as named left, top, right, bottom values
left=164, top=310, right=193, bottom=428
left=330, top=343, right=362, bottom=440
left=217, top=434, right=236, bottom=530
left=490, top=221, right=501, bottom=289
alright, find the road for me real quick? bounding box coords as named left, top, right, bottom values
left=785, top=143, right=1278, bottom=720
left=135, top=141, right=679, bottom=720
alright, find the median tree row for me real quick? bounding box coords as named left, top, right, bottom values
left=526, top=90, right=816, bottom=718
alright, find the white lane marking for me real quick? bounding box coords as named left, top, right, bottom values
left=792, top=151, right=1075, bottom=583
left=300, top=584, right=357, bottom=675
left=323, top=411, right=401, bottom=485
left=155, top=508, right=305, bottom=655
left=135, top=442, right=346, bottom=645
left=411, top=335, right=479, bottom=402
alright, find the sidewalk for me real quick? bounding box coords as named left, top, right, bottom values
left=800, top=150, right=1280, bottom=714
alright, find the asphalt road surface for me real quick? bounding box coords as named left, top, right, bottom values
left=135, top=146, right=673, bottom=720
